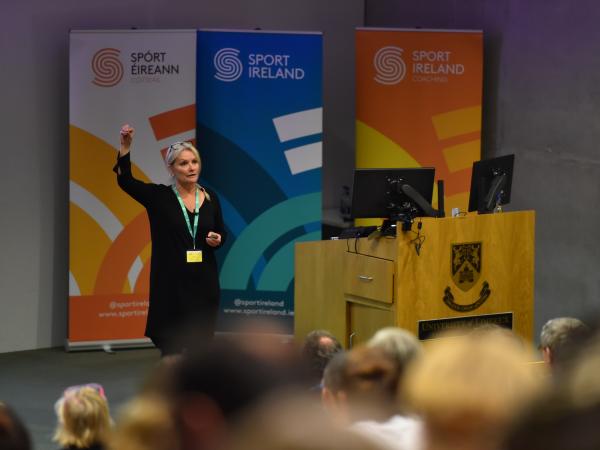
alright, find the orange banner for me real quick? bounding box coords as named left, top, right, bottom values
left=69, top=294, right=149, bottom=341
left=356, top=28, right=483, bottom=211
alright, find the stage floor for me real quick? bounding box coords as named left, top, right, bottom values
left=0, top=347, right=161, bottom=450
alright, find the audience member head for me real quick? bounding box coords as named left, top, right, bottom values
left=171, top=340, right=295, bottom=450
left=366, top=327, right=421, bottom=382
left=229, top=393, right=383, bottom=450
left=504, top=328, right=600, bottom=450
left=110, top=394, right=178, bottom=450
left=402, top=330, right=544, bottom=450
left=302, top=330, right=343, bottom=387
left=53, top=384, right=112, bottom=450
left=229, top=318, right=299, bottom=369
left=0, top=403, right=31, bottom=450
left=539, top=317, right=590, bottom=368
left=322, top=345, right=400, bottom=424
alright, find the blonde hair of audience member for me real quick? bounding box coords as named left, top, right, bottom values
left=53, top=386, right=112, bottom=449
left=109, top=394, right=178, bottom=450
left=401, top=330, right=544, bottom=450
left=322, top=346, right=400, bottom=425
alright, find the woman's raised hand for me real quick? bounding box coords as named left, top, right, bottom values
left=119, top=124, right=135, bottom=155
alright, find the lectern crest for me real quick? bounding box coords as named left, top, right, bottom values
left=451, top=242, right=482, bottom=292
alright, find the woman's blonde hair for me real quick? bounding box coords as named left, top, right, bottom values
left=165, top=141, right=201, bottom=168
left=164, top=141, right=210, bottom=200
left=53, top=386, right=112, bottom=448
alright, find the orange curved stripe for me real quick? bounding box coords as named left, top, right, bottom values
left=94, top=212, right=150, bottom=294
left=149, top=104, right=195, bottom=140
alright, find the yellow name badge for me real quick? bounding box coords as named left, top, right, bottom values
left=186, top=250, right=203, bottom=263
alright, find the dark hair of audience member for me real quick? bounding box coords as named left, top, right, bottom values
left=173, top=339, right=296, bottom=420
left=302, top=330, right=343, bottom=387
left=0, top=403, right=31, bottom=450
left=172, top=339, right=304, bottom=450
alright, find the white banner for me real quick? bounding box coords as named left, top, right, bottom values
left=68, top=30, right=196, bottom=345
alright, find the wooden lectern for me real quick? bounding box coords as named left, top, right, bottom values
left=294, top=211, right=534, bottom=347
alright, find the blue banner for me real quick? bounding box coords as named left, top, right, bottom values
left=196, top=30, right=323, bottom=333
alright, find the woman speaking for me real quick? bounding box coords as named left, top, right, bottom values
left=114, top=125, right=226, bottom=355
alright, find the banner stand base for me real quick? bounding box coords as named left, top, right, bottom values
left=65, top=338, right=154, bottom=352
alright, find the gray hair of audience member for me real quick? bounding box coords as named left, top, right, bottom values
left=367, top=327, right=422, bottom=368
left=540, top=317, right=590, bottom=366
left=302, top=330, right=343, bottom=384
left=0, top=403, right=31, bottom=450
left=504, top=330, right=600, bottom=450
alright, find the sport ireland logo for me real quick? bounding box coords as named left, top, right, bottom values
left=214, top=48, right=243, bottom=82
left=373, top=46, right=406, bottom=85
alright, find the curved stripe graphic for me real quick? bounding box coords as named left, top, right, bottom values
left=355, top=120, right=420, bottom=168
left=220, top=192, right=321, bottom=289
left=70, top=180, right=144, bottom=290
left=202, top=182, right=247, bottom=237
left=70, top=181, right=123, bottom=240
left=70, top=203, right=112, bottom=295
left=127, top=257, right=145, bottom=294
left=94, top=211, right=150, bottom=294
left=257, top=231, right=321, bottom=291
left=196, top=124, right=287, bottom=219
left=69, top=271, right=81, bottom=296
left=70, top=126, right=148, bottom=225
left=133, top=258, right=151, bottom=294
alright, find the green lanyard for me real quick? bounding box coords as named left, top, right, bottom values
left=172, top=185, right=200, bottom=249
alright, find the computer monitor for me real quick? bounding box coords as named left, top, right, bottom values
left=468, top=154, right=515, bottom=213
left=351, top=168, right=436, bottom=231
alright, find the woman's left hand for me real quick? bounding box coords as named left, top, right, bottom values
left=206, top=232, right=222, bottom=247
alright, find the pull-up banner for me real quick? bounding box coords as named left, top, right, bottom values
left=69, top=29, right=321, bottom=347
left=356, top=28, right=483, bottom=212
left=69, top=30, right=197, bottom=348
left=196, top=30, right=323, bottom=334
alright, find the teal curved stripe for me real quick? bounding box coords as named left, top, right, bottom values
left=220, top=192, right=321, bottom=289
left=257, top=231, right=321, bottom=291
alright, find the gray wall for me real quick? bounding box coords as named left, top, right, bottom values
left=0, top=0, right=364, bottom=353
left=366, top=0, right=600, bottom=335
